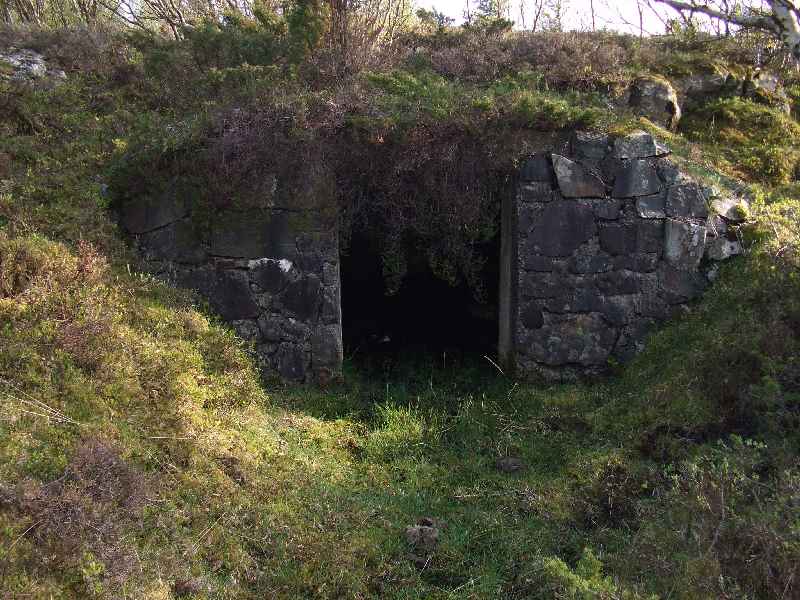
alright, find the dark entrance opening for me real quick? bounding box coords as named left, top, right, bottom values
left=340, top=231, right=501, bottom=377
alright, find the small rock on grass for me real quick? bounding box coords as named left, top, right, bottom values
left=405, top=518, right=442, bottom=551
left=405, top=517, right=445, bottom=568
left=173, top=577, right=209, bottom=597
left=495, top=456, right=525, bottom=473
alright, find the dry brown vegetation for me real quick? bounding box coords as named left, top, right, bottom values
left=2, top=437, right=149, bottom=592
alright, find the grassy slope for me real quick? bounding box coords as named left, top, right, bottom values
left=1, top=28, right=800, bottom=599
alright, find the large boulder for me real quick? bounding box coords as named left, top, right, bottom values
left=676, top=68, right=740, bottom=109
left=627, top=76, right=681, bottom=130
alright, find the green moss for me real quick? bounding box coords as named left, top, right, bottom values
left=680, top=97, right=800, bottom=185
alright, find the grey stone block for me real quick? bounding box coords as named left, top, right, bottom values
left=612, top=160, right=662, bottom=198
left=666, top=183, right=708, bottom=219
left=613, top=131, right=658, bottom=159
left=664, top=219, right=707, bottom=270
left=527, top=201, right=596, bottom=257
left=571, top=131, right=611, bottom=160
left=551, top=154, right=606, bottom=198
left=520, top=154, right=555, bottom=183
left=636, top=194, right=666, bottom=219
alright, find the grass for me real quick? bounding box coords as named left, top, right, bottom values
left=1, top=25, right=800, bottom=599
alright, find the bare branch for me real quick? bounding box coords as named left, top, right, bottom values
left=651, top=0, right=777, bottom=30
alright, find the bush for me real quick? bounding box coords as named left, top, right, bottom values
left=531, top=548, right=652, bottom=599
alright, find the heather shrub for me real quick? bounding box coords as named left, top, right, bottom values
left=4, top=438, right=149, bottom=595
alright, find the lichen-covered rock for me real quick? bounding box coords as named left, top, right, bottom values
left=613, top=131, right=659, bottom=160
left=520, top=154, right=555, bottom=183
left=627, top=77, right=681, bottom=130
left=658, top=264, right=707, bottom=303
left=0, top=48, right=66, bottom=85
left=679, top=70, right=731, bottom=103
left=598, top=221, right=662, bottom=256
left=744, top=71, right=791, bottom=114
left=711, top=197, right=749, bottom=222
left=706, top=237, right=742, bottom=261
left=636, top=194, right=666, bottom=219
left=121, top=164, right=341, bottom=384
left=512, top=132, right=736, bottom=380
left=524, top=313, right=618, bottom=366
left=666, top=183, right=708, bottom=219
left=571, top=131, right=611, bottom=160
left=664, top=219, right=707, bottom=271
left=593, top=199, right=621, bottom=220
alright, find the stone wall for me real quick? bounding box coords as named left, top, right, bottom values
left=119, top=129, right=743, bottom=384
left=118, top=165, right=343, bottom=384
left=505, top=130, right=744, bottom=380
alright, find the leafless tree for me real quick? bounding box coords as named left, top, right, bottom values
left=530, top=0, right=546, bottom=30
left=1, top=0, right=47, bottom=24
left=326, top=0, right=412, bottom=73
left=515, top=0, right=566, bottom=32
left=637, top=0, right=645, bottom=36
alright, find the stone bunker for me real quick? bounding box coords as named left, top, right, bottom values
left=118, top=130, right=744, bottom=383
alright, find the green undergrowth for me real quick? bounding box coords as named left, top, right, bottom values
left=2, top=25, right=800, bottom=599
left=680, top=97, right=800, bottom=185
left=3, top=219, right=799, bottom=597
left=360, top=68, right=606, bottom=132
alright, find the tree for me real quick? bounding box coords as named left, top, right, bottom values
left=650, top=0, right=800, bottom=59
left=416, top=7, right=454, bottom=31
left=475, top=0, right=511, bottom=19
